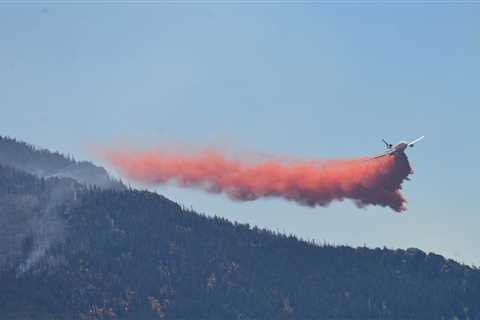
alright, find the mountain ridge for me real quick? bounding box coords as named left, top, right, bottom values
left=0, top=135, right=124, bottom=190
left=0, top=136, right=479, bottom=319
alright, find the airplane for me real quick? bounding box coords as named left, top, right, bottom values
left=373, top=136, right=424, bottom=159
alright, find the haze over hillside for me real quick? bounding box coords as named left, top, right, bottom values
left=0, top=136, right=124, bottom=190
left=0, top=136, right=479, bottom=319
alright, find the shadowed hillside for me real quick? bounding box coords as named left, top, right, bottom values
left=0, top=136, right=124, bottom=190
left=0, top=138, right=479, bottom=319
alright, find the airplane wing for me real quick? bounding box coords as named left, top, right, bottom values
left=408, top=135, right=424, bottom=147
left=371, top=150, right=391, bottom=159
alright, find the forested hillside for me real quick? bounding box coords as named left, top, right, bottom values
left=0, top=136, right=124, bottom=190
left=0, top=138, right=479, bottom=319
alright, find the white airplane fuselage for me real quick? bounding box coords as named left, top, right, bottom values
left=390, top=141, right=409, bottom=154
left=374, top=136, right=423, bottom=159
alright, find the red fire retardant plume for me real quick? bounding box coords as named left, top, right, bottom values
left=102, top=147, right=413, bottom=212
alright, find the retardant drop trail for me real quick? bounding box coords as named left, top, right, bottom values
left=102, top=147, right=413, bottom=212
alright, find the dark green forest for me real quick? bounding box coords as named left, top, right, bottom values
left=0, top=136, right=479, bottom=319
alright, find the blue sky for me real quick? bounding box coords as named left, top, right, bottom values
left=1, top=3, right=479, bottom=264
